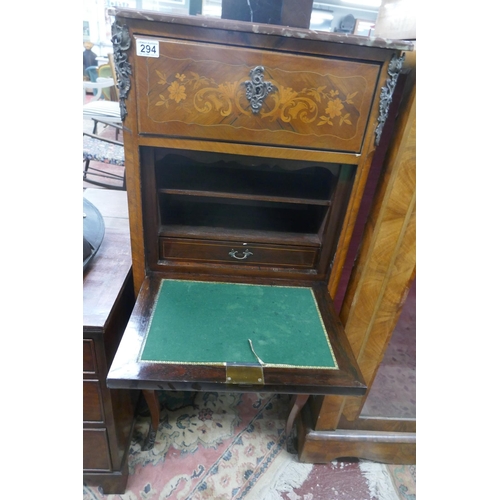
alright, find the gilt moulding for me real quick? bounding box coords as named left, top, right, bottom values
left=111, top=22, right=132, bottom=121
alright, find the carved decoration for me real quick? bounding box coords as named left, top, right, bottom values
left=111, top=22, right=132, bottom=121
left=244, top=66, right=276, bottom=114
left=375, top=54, right=405, bottom=146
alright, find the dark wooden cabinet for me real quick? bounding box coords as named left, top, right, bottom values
left=105, top=7, right=414, bottom=469
left=83, top=189, right=139, bottom=494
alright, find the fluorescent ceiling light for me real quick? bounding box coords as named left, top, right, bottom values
left=340, top=0, right=381, bottom=8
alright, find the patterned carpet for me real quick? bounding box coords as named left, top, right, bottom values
left=83, top=391, right=415, bottom=500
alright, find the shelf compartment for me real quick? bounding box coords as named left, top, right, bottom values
left=158, top=188, right=331, bottom=207
left=155, top=155, right=336, bottom=204
left=158, top=194, right=329, bottom=235
left=141, top=148, right=355, bottom=278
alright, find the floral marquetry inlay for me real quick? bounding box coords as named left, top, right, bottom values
left=137, top=39, right=380, bottom=151
left=152, top=67, right=362, bottom=136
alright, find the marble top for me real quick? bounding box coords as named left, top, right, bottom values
left=111, top=7, right=414, bottom=51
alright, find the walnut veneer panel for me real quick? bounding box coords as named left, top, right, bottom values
left=299, top=60, right=416, bottom=465
left=135, top=38, right=380, bottom=153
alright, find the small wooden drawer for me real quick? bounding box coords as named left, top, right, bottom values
left=83, top=339, right=97, bottom=374
left=160, top=238, right=318, bottom=269
left=83, top=380, right=104, bottom=423
left=83, top=429, right=112, bottom=471
left=134, top=37, right=380, bottom=153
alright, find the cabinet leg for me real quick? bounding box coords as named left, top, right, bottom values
left=286, top=394, right=309, bottom=453
left=142, top=390, right=160, bottom=450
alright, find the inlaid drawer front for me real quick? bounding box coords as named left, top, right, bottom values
left=83, top=339, right=97, bottom=374
left=83, top=380, right=104, bottom=422
left=135, top=37, right=380, bottom=153
left=160, top=238, right=318, bottom=269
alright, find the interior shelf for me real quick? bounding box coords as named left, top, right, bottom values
left=155, top=155, right=336, bottom=204
left=153, top=152, right=342, bottom=244
left=157, top=188, right=331, bottom=206
left=158, top=195, right=329, bottom=235
left=158, top=224, right=322, bottom=246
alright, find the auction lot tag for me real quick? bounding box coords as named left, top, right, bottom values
left=136, top=39, right=159, bottom=57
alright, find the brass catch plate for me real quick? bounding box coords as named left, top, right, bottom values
left=226, top=363, right=265, bottom=385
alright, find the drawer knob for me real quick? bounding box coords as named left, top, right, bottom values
left=229, top=249, right=253, bottom=260
left=244, top=66, right=275, bottom=114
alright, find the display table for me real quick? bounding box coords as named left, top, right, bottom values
left=83, top=188, right=138, bottom=494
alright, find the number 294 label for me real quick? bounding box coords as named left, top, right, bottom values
left=136, top=39, right=159, bottom=58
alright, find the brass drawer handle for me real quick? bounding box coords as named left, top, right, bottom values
left=229, top=249, right=253, bottom=260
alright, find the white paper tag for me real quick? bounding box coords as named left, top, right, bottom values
left=136, top=39, right=159, bottom=58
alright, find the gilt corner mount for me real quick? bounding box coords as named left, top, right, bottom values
left=375, top=54, right=405, bottom=146
left=111, top=22, right=132, bottom=121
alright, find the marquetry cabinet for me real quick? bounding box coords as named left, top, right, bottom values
left=105, top=7, right=414, bottom=459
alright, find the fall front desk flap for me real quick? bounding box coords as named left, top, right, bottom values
left=135, top=38, right=379, bottom=154
left=140, top=279, right=337, bottom=369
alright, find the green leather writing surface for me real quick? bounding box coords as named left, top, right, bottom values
left=140, top=280, right=337, bottom=369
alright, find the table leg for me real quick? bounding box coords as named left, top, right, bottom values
left=286, top=394, right=309, bottom=453
left=142, top=389, right=160, bottom=450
